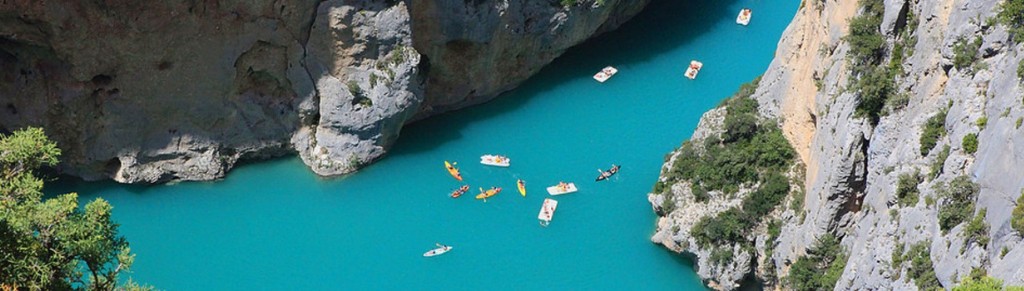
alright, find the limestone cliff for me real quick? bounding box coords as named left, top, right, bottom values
left=650, top=0, right=1024, bottom=289
left=0, top=0, right=648, bottom=182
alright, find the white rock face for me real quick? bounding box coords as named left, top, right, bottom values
left=650, top=0, right=1024, bottom=289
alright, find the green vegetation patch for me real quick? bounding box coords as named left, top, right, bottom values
left=930, top=145, right=951, bottom=178
left=998, top=0, right=1024, bottom=42
left=786, top=234, right=848, bottom=291
left=905, top=241, right=943, bottom=290
left=962, top=133, right=979, bottom=154
left=961, top=208, right=990, bottom=247
left=937, top=176, right=981, bottom=232
left=896, top=171, right=922, bottom=207
left=952, top=36, right=983, bottom=72
left=920, top=109, right=949, bottom=156
left=1012, top=190, right=1024, bottom=235
left=845, top=0, right=918, bottom=123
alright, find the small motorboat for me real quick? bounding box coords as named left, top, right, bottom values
left=444, top=161, right=463, bottom=181
left=480, top=155, right=510, bottom=167
left=423, top=243, right=453, bottom=257
left=450, top=185, right=470, bottom=198
left=517, top=179, right=527, bottom=196
left=546, top=182, right=578, bottom=196
left=593, top=66, right=618, bottom=83
left=538, top=198, right=559, bottom=227
left=736, top=8, right=752, bottom=26
left=476, top=187, right=502, bottom=200
left=685, top=60, right=703, bottom=80
left=596, top=164, right=621, bottom=181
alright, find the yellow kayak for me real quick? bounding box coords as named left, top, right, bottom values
left=444, top=161, right=463, bottom=181
left=517, top=179, right=526, bottom=196
left=476, top=187, right=502, bottom=200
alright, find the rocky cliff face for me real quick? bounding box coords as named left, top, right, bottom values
left=0, top=0, right=648, bottom=182
left=650, top=0, right=1024, bottom=289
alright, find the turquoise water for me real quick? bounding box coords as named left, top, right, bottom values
left=48, top=0, right=798, bottom=289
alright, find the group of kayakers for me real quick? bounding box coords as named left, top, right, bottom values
left=443, top=159, right=620, bottom=200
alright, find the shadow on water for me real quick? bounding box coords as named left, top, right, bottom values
left=391, top=0, right=740, bottom=156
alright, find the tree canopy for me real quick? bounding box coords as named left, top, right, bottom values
left=0, top=127, right=149, bottom=290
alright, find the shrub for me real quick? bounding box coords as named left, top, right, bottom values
left=952, top=36, right=983, bottom=71
left=1016, top=117, right=1023, bottom=129
left=962, top=208, right=990, bottom=247
left=998, top=0, right=1024, bottom=42
left=920, top=110, right=949, bottom=156
left=938, top=176, right=981, bottom=232
left=742, top=173, right=791, bottom=217
left=930, top=145, right=951, bottom=178
left=723, top=111, right=759, bottom=143
left=691, top=183, right=709, bottom=203
left=710, top=248, right=735, bottom=265
left=896, top=172, right=922, bottom=207
left=347, top=80, right=362, bottom=97
left=1012, top=191, right=1024, bottom=235
left=906, top=242, right=942, bottom=290
left=853, top=66, right=896, bottom=123
left=846, top=0, right=886, bottom=73
left=1018, top=58, right=1024, bottom=82
left=691, top=208, right=747, bottom=248
left=892, top=242, right=906, bottom=269
left=786, top=234, right=847, bottom=291
left=975, top=117, right=988, bottom=129
left=962, top=133, right=979, bottom=154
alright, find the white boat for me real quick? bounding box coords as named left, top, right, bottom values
left=593, top=66, right=618, bottom=83
left=538, top=198, right=559, bottom=227
left=423, top=244, right=453, bottom=257
left=684, top=60, right=703, bottom=80
left=546, top=182, right=578, bottom=195
left=479, top=155, right=510, bottom=167
left=736, top=8, right=752, bottom=26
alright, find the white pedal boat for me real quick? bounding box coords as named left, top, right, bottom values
left=479, top=155, right=510, bottom=167
left=593, top=66, right=618, bottom=83
left=736, top=8, right=752, bottom=26
left=423, top=244, right=453, bottom=257
left=546, top=182, right=578, bottom=195
left=538, top=198, right=558, bottom=227
left=684, top=60, right=703, bottom=80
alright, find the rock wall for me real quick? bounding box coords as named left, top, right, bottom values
left=650, top=0, right=1024, bottom=289
left=0, top=0, right=648, bottom=182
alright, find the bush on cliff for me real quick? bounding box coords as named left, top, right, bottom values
left=1011, top=190, right=1024, bottom=235
left=937, top=176, right=981, bottom=232
left=920, top=109, right=948, bottom=156
left=998, top=0, right=1024, bottom=42
left=896, top=171, right=922, bottom=207
left=786, top=234, right=848, bottom=291
left=0, top=128, right=150, bottom=290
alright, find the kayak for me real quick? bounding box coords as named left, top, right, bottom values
left=476, top=187, right=502, bottom=200
left=596, top=164, right=621, bottom=181
left=546, top=183, right=578, bottom=195
left=423, top=245, right=453, bottom=257
left=450, top=185, right=470, bottom=198
left=444, top=161, right=463, bottom=181
left=480, top=155, right=510, bottom=167
left=517, top=179, right=527, bottom=196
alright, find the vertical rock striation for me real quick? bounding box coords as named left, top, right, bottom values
left=649, top=0, right=1024, bottom=289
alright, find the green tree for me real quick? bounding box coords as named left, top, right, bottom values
left=938, top=176, right=981, bottom=232
left=0, top=127, right=149, bottom=290
left=998, top=0, right=1024, bottom=42
left=962, top=133, right=979, bottom=154
left=953, top=275, right=1024, bottom=291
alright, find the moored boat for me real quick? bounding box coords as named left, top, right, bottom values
left=480, top=155, right=510, bottom=167
left=736, top=8, right=752, bottom=26
left=546, top=182, right=578, bottom=195
left=593, top=66, right=618, bottom=83
left=685, top=60, right=703, bottom=80
left=538, top=198, right=558, bottom=227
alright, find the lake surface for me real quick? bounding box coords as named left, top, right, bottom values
left=48, top=0, right=799, bottom=289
